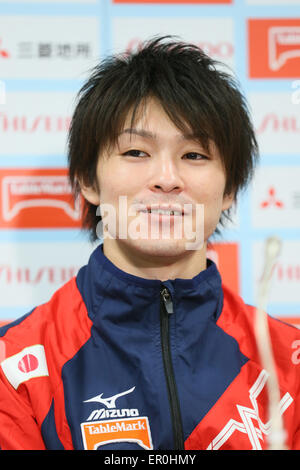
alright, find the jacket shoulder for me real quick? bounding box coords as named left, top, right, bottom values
left=218, top=284, right=300, bottom=388
left=0, top=277, right=91, bottom=358
left=219, top=283, right=300, bottom=343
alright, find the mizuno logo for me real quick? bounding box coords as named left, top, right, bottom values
left=84, top=386, right=135, bottom=409
left=86, top=408, right=139, bottom=421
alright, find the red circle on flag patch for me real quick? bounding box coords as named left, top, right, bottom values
left=18, top=354, right=39, bottom=373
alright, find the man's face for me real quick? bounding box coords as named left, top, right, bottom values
left=82, top=98, right=234, bottom=258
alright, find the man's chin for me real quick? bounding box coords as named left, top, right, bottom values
left=118, top=237, right=200, bottom=258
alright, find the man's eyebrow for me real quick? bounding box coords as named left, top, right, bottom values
left=180, top=132, right=202, bottom=141
left=119, top=128, right=201, bottom=142
left=119, top=128, right=156, bottom=139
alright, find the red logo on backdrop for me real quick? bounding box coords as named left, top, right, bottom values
left=18, top=354, right=39, bottom=373
left=125, top=37, right=233, bottom=61
left=0, top=113, right=70, bottom=134
left=0, top=38, right=9, bottom=58
left=113, top=0, right=231, bottom=3
left=275, top=263, right=300, bottom=283
left=0, top=168, right=82, bottom=229
left=256, top=113, right=300, bottom=135
left=260, top=187, right=284, bottom=209
left=207, top=242, right=239, bottom=294
left=248, top=19, right=300, bottom=78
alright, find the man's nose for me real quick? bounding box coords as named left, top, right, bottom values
left=148, top=155, right=184, bottom=193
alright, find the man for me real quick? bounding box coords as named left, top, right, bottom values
left=0, top=36, right=299, bottom=451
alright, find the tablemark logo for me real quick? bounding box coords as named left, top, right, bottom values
left=0, top=170, right=81, bottom=229
left=81, top=386, right=153, bottom=450
left=248, top=19, right=300, bottom=78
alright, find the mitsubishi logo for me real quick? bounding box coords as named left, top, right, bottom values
left=260, top=187, right=284, bottom=209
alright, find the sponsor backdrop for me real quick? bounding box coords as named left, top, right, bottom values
left=0, top=0, right=299, bottom=325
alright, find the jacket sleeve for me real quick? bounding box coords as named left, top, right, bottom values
left=0, top=369, right=46, bottom=450
left=291, top=385, right=300, bottom=450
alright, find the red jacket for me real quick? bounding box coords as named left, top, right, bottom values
left=0, top=245, right=299, bottom=450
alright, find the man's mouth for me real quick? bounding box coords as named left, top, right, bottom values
left=140, top=208, right=183, bottom=216
left=137, top=204, right=187, bottom=216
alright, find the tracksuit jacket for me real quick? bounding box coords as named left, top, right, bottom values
left=0, top=243, right=299, bottom=450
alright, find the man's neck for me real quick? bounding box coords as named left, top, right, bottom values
left=102, top=239, right=208, bottom=281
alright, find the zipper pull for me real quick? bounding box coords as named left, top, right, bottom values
left=161, top=287, right=174, bottom=314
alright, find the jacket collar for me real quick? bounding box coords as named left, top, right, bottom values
left=76, top=243, right=224, bottom=326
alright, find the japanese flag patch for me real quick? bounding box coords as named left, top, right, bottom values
left=1, top=344, right=49, bottom=389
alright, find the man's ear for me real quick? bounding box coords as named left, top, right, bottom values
left=222, top=191, right=235, bottom=212
left=80, top=183, right=100, bottom=206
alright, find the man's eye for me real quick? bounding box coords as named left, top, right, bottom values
left=122, top=149, right=148, bottom=158
left=183, top=152, right=208, bottom=160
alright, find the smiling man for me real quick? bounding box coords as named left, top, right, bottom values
left=80, top=96, right=234, bottom=280
left=0, top=37, right=300, bottom=451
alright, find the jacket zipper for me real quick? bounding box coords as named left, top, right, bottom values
left=160, top=286, right=185, bottom=450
